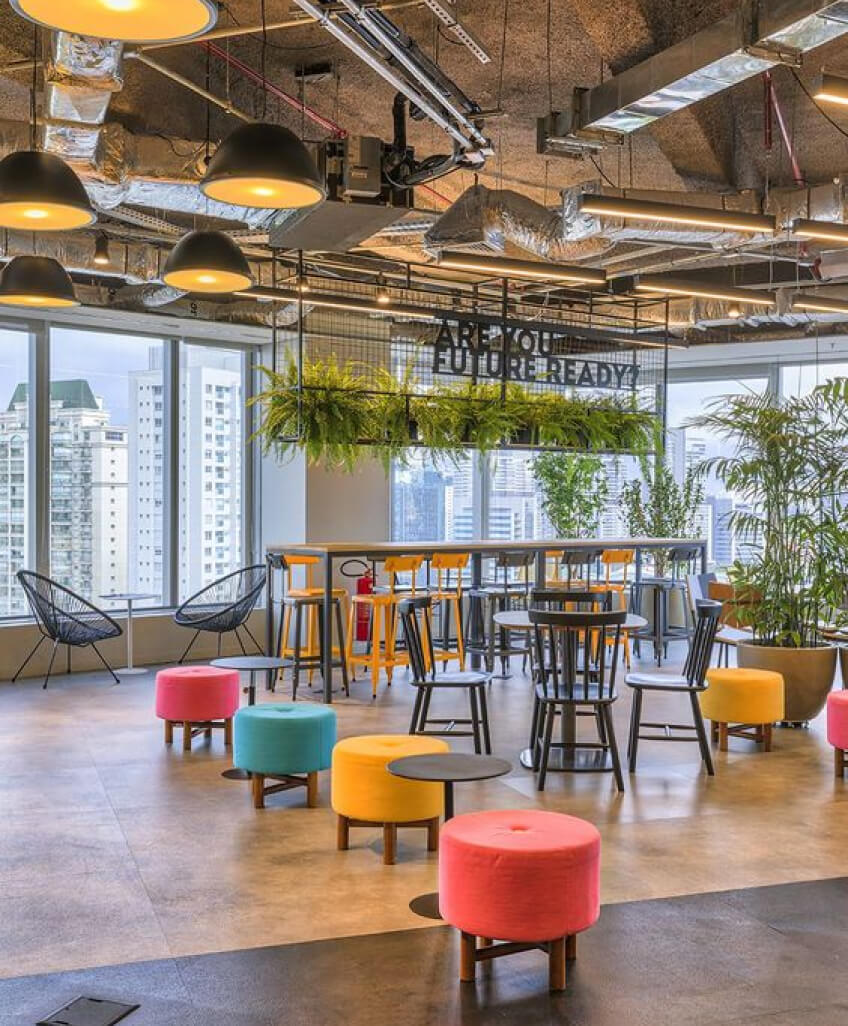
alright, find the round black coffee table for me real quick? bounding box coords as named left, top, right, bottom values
left=387, top=752, right=512, bottom=920
left=212, top=655, right=289, bottom=780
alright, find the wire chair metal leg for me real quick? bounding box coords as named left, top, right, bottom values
left=43, top=639, right=60, bottom=689
left=11, top=635, right=45, bottom=682
left=242, top=622, right=264, bottom=654
left=217, top=633, right=222, bottom=657
left=234, top=628, right=247, bottom=655
left=178, top=630, right=200, bottom=664
left=91, top=643, right=120, bottom=684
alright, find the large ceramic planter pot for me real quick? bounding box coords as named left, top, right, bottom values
left=736, top=642, right=837, bottom=722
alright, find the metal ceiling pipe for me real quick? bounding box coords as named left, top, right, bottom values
left=292, top=0, right=488, bottom=158
left=126, top=51, right=252, bottom=121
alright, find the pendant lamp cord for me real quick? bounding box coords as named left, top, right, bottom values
left=30, top=24, right=38, bottom=151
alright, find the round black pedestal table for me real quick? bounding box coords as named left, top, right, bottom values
left=212, top=655, right=289, bottom=780
left=387, top=752, right=512, bottom=920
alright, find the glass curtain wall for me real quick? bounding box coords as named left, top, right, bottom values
left=0, top=329, right=32, bottom=616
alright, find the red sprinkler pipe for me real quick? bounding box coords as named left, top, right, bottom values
left=764, top=70, right=804, bottom=187
left=200, top=41, right=347, bottom=138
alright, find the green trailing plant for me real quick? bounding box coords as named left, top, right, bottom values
left=688, top=384, right=848, bottom=648
left=251, top=353, right=657, bottom=471
left=251, top=355, right=371, bottom=472
left=533, top=452, right=609, bottom=537
left=621, top=428, right=705, bottom=577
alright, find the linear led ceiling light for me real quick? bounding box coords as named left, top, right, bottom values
left=436, top=251, right=607, bottom=286
left=0, top=255, right=78, bottom=308
left=9, top=0, right=217, bottom=43
left=634, top=275, right=776, bottom=307
left=792, top=295, right=848, bottom=315
left=812, top=71, right=848, bottom=107
left=791, top=218, right=848, bottom=244
left=236, top=286, right=439, bottom=322
left=579, top=194, right=776, bottom=236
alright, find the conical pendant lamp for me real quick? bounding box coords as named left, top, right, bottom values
left=0, top=151, right=94, bottom=231
left=200, top=123, right=326, bottom=210
left=162, top=230, right=253, bottom=293
left=0, top=255, right=78, bottom=307
left=9, top=0, right=217, bottom=44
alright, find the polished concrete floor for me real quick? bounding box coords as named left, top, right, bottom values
left=0, top=641, right=846, bottom=987
left=4, top=878, right=848, bottom=1025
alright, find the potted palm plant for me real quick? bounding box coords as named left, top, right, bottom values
left=689, top=385, right=848, bottom=722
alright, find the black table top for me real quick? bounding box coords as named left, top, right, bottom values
left=387, top=752, right=512, bottom=783
left=211, top=656, right=288, bottom=671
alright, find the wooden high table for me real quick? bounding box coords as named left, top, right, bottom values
left=263, top=538, right=707, bottom=703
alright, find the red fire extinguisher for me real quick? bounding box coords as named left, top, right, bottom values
left=342, top=560, right=374, bottom=642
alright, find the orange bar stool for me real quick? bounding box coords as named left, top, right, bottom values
left=544, top=550, right=564, bottom=587
left=428, top=551, right=469, bottom=669
left=345, top=554, right=425, bottom=698
left=277, top=554, right=349, bottom=690
left=593, top=549, right=635, bottom=668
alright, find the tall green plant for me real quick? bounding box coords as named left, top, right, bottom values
left=621, top=438, right=704, bottom=577
left=533, top=452, right=609, bottom=538
left=689, top=386, right=848, bottom=648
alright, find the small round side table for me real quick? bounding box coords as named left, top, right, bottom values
left=99, top=592, right=158, bottom=676
left=212, top=655, right=289, bottom=780
left=388, top=752, right=511, bottom=920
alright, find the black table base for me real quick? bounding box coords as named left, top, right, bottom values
left=519, top=747, right=614, bottom=772
left=409, top=892, right=442, bottom=920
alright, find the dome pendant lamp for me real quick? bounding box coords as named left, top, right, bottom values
left=200, top=123, right=326, bottom=210
left=0, top=255, right=78, bottom=307
left=9, top=0, right=218, bottom=45
left=0, top=150, right=95, bottom=231
left=162, top=230, right=253, bottom=293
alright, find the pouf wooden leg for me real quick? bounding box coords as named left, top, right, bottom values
left=251, top=771, right=321, bottom=810
left=183, top=720, right=192, bottom=752
left=836, top=747, right=847, bottom=778
left=718, top=722, right=728, bottom=751
left=566, top=933, right=577, bottom=960
left=383, top=824, right=397, bottom=865
left=335, top=815, right=440, bottom=864
left=224, top=717, right=233, bottom=748
left=460, top=932, right=476, bottom=982
left=337, top=814, right=350, bottom=850
left=548, top=937, right=566, bottom=992
left=458, top=931, right=571, bottom=992
left=164, top=720, right=173, bottom=745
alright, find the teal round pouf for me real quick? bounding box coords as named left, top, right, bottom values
left=233, top=703, right=337, bottom=776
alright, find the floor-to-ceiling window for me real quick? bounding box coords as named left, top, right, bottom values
left=178, top=343, right=246, bottom=600
left=0, top=328, right=32, bottom=616
left=391, top=451, right=477, bottom=542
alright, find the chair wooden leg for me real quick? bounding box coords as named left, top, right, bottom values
left=690, top=691, right=715, bottom=776
left=306, top=770, right=318, bottom=808
left=460, top=932, right=476, bottom=982
left=711, top=720, right=719, bottom=743
left=345, top=603, right=356, bottom=683
left=337, top=814, right=350, bottom=850
left=427, top=816, right=439, bottom=851
left=164, top=719, right=173, bottom=745
left=548, top=936, right=566, bottom=992
left=383, top=823, right=397, bottom=865
left=183, top=721, right=192, bottom=752
left=224, top=717, right=233, bottom=747
left=370, top=608, right=381, bottom=699
left=252, top=773, right=265, bottom=809
left=718, top=722, right=728, bottom=751
left=565, top=933, right=577, bottom=960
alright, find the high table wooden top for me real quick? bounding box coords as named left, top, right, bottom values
left=266, top=538, right=707, bottom=558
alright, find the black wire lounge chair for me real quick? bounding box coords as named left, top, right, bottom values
left=12, top=570, right=123, bottom=688
left=173, top=564, right=266, bottom=663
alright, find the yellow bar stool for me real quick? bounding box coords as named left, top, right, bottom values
left=593, top=549, right=635, bottom=668
left=277, top=554, right=350, bottom=689
left=345, top=554, right=425, bottom=698
left=428, top=551, right=470, bottom=669
left=544, top=550, right=564, bottom=587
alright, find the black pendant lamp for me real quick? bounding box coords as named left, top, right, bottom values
left=0, top=150, right=94, bottom=231
left=0, top=255, right=78, bottom=307
left=162, top=230, right=253, bottom=293
left=200, top=123, right=326, bottom=210
left=9, top=0, right=217, bottom=44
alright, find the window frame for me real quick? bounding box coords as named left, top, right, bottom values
left=0, top=313, right=261, bottom=622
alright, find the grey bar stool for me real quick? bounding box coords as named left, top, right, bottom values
left=278, top=593, right=350, bottom=699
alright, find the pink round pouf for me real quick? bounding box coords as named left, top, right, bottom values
left=155, top=665, right=240, bottom=751
left=439, top=809, right=600, bottom=991
left=827, top=690, right=848, bottom=777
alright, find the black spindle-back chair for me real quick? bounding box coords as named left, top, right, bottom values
left=625, top=600, right=722, bottom=774
left=13, top=570, right=123, bottom=688
left=398, top=595, right=492, bottom=753
left=529, top=606, right=626, bottom=792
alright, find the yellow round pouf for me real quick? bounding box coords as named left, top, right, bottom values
left=701, top=668, right=784, bottom=751
left=332, top=734, right=450, bottom=864
left=332, top=734, right=449, bottom=823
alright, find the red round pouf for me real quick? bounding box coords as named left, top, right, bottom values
left=827, top=690, right=848, bottom=777
left=439, top=809, right=600, bottom=944
left=154, top=665, right=240, bottom=751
